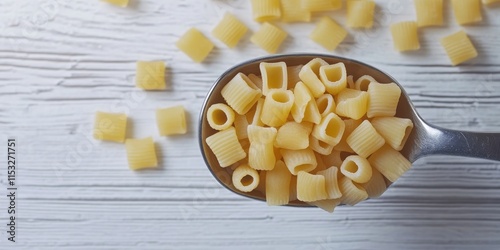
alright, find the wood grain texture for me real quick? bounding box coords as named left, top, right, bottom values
left=1, top=0, right=500, bottom=249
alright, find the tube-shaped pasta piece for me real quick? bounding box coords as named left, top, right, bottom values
left=390, top=21, right=420, bottom=52
left=212, top=12, right=248, bottom=48
left=247, top=74, right=263, bottom=90
left=310, top=17, right=347, bottom=51
left=266, top=160, right=292, bottom=205
left=340, top=155, right=372, bottom=184
left=317, top=167, right=342, bottom=199
left=361, top=168, right=387, bottom=198
left=440, top=30, right=478, bottom=66
left=260, top=89, right=294, bottom=127
left=287, top=65, right=303, bottom=90
left=304, top=96, right=322, bottom=124
left=251, top=0, right=281, bottom=22
left=275, top=121, right=313, bottom=150
left=135, top=61, right=166, bottom=90
left=233, top=114, right=249, bottom=140
left=247, top=98, right=265, bottom=126
left=299, top=58, right=328, bottom=98
left=221, top=73, right=262, bottom=115
left=347, top=120, right=385, bottom=158
left=94, top=111, right=128, bottom=142
left=451, top=0, right=482, bottom=25
left=206, top=127, right=247, bottom=168
left=320, top=63, right=347, bottom=95
left=232, top=164, right=260, bottom=192
left=250, top=22, right=288, bottom=54
left=291, top=81, right=312, bottom=123
left=156, top=105, right=188, bottom=136
left=255, top=170, right=267, bottom=195
left=309, top=199, right=341, bottom=213
left=297, top=171, right=329, bottom=202
left=281, top=0, right=311, bottom=23
left=339, top=176, right=368, bottom=205
left=414, top=0, right=443, bottom=27
left=125, top=137, right=157, bottom=170
left=316, top=94, right=336, bottom=117
left=281, top=148, right=317, bottom=175
left=334, top=119, right=363, bottom=153
left=335, top=88, right=369, bottom=120
left=289, top=175, right=298, bottom=201
left=247, top=125, right=277, bottom=170
left=367, top=82, right=401, bottom=118
left=207, top=103, right=235, bottom=131
left=355, top=75, right=377, bottom=91
left=322, top=150, right=342, bottom=167
left=347, top=75, right=355, bottom=89
left=302, top=0, right=342, bottom=11
left=176, top=28, right=214, bottom=63
left=347, top=0, right=376, bottom=28
left=310, top=135, right=334, bottom=155
left=312, top=113, right=345, bottom=146
left=371, top=117, right=414, bottom=151
left=368, top=145, right=412, bottom=182
left=260, top=62, right=288, bottom=95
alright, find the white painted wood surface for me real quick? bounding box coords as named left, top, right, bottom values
left=1, top=0, right=500, bottom=249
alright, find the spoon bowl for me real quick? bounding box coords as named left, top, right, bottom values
left=199, top=54, right=500, bottom=206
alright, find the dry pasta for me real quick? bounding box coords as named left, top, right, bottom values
left=251, top=0, right=281, bottom=22
left=281, top=148, right=317, bottom=175
left=355, top=75, right=376, bottom=91
left=291, top=81, right=313, bottom=123
left=212, top=12, right=248, bottom=48
left=275, top=121, right=312, bottom=150
left=340, top=155, right=372, bottom=184
left=176, top=28, right=214, bottom=63
left=156, top=105, right=188, bottom=136
left=135, top=61, right=166, bottom=90
left=451, top=0, right=482, bottom=25
left=440, top=30, right=478, bottom=66
left=206, top=127, right=247, bottom=168
left=347, top=120, right=385, bottom=158
left=335, top=88, right=369, bottom=120
left=310, top=135, right=334, bottom=155
left=390, top=21, right=420, bottom=52
left=206, top=103, right=235, bottom=131
left=310, top=17, right=348, bottom=51
left=371, top=117, right=414, bottom=151
left=260, top=89, right=294, bottom=127
left=311, top=113, right=345, bottom=146
left=93, top=111, right=127, bottom=143
left=317, top=167, right=342, bottom=199
left=302, top=0, right=342, bottom=12
left=266, top=160, right=292, bottom=205
left=299, top=58, right=328, bottom=98
left=347, top=75, right=355, bottom=89
left=347, top=0, right=376, bottom=28
left=232, top=164, right=260, bottom=192
left=260, top=62, right=288, bottom=95
left=339, top=176, right=368, bottom=205
left=320, top=62, right=347, bottom=95
left=414, top=0, right=443, bottom=27
left=369, top=145, right=411, bottom=182
left=316, top=94, right=336, bottom=117
left=367, top=82, right=401, bottom=118
left=304, top=96, right=322, bottom=124
left=125, top=137, right=157, bottom=170
left=247, top=125, right=277, bottom=170
left=297, top=171, right=329, bottom=202
left=248, top=98, right=266, bottom=126
left=250, top=22, right=288, bottom=54
left=281, top=0, right=311, bottom=22
left=221, top=73, right=262, bottom=115
left=361, top=168, right=387, bottom=198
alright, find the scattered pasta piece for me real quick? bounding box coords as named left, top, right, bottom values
left=302, top=0, right=342, bottom=12
left=310, top=17, right=348, bottom=51
left=232, top=164, right=260, bottom=192
left=299, top=58, right=328, bottom=98
left=320, top=62, right=347, bottom=95
left=125, top=137, right=157, bottom=170
left=280, top=0, right=311, bottom=22
left=414, top=0, right=443, bottom=27
left=390, top=21, right=420, bottom=52
left=355, top=75, right=377, bottom=91
left=266, top=161, right=292, bottom=205
left=297, top=171, right=329, bottom=202
left=176, top=28, right=214, bottom=63
left=260, top=89, right=294, bottom=127
left=206, top=127, right=247, bottom=168
left=440, top=30, right=478, bottom=66
left=281, top=148, right=317, bottom=175
left=212, top=13, right=248, bottom=48
left=371, top=117, right=414, bottom=151
left=221, top=73, right=262, bottom=115
left=335, top=88, right=369, bottom=120
left=368, top=145, right=411, bottom=182
left=251, top=0, right=281, bottom=22
left=206, top=103, right=235, bottom=131
left=367, top=82, right=401, bottom=118
left=311, top=113, right=345, bottom=146
left=94, top=111, right=127, bottom=143
left=316, top=94, right=336, bottom=117
left=260, top=62, right=288, bottom=95
left=102, top=0, right=128, bottom=7
left=340, top=155, right=372, bottom=184
left=275, top=121, right=312, bottom=150
left=135, top=61, right=166, bottom=90
left=347, top=120, right=385, bottom=158
left=347, top=0, right=376, bottom=28
left=339, top=176, right=368, bottom=205
left=250, top=22, right=288, bottom=54
left=317, top=167, right=342, bottom=199
left=247, top=125, right=278, bottom=170
left=155, top=105, right=187, bottom=136
left=451, top=0, right=482, bottom=25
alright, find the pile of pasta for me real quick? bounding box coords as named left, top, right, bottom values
left=205, top=58, right=414, bottom=212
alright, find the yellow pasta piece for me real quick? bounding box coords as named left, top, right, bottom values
left=347, top=120, right=385, bottom=158
left=251, top=0, right=281, bottom=22
left=297, top=171, right=329, bottom=202
left=310, top=135, right=334, bottom=155
left=414, top=0, right=443, bottom=27
left=371, top=117, right=414, bottom=151
left=266, top=160, right=292, bottom=205
left=335, top=88, right=369, bottom=120
left=322, top=150, right=342, bottom=167
left=248, top=98, right=265, bottom=126
left=281, top=0, right=311, bottom=22
left=102, top=0, right=128, bottom=7
left=275, top=121, right=312, bottom=150
left=440, top=30, right=478, bottom=66
left=250, top=23, right=288, bottom=54
left=304, top=96, right=322, bottom=124
left=125, top=137, right=157, bottom=170
left=320, top=62, right=347, bottom=95
left=291, top=81, right=312, bottom=123
left=206, top=127, right=247, bottom=168
left=156, top=105, right=187, bottom=136
left=260, top=89, right=294, bottom=127
left=316, top=94, right=336, bottom=117
left=334, top=119, right=362, bottom=153
left=299, top=58, right=327, bottom=98
left=368, top=145, right=412, bottom=182
left=347, top=75, right=355, bottom=89
left=247, top=125, right=277, bottom=170
left=206, top=103, right=235, bottom=131
left=340, top=155, right=372, bottom=184
left=260, top=62, right=288, bottom=95
left=248, top=74, right=263, bottom=90
left=390, top=21, right=420, bottom=52
left=233, top=114, right=249, bottom=140
left=347, top=0, right=376, bottom=28
left=355, top=75, right=377, bottom=91
left=309, top=199, right=341, bottom=213
left=212, top=13, right=248, bottom=48
left=281, top=148, right=317, bottom=175
left=287, top=65, right=302, bottom=90
left=367, top=82, right=402, bottom=118
left=451, top=0, right=482, bottom=25
left=317, top=167, right=342, bottom=199
left=135, top=61, right=166, bottom=90
left=232, top=164, right=260, bottom=192
left=311, top=113, right=345, bottom=146
left=221, top=73, right=262, bottom=115
left=339, top=176, right=368, bottom=205
left=361, top=168, right=387, bottom=198
left=93, top=111, right=127, bottom=143
left=176, top=28, right=214, bottom=63
left=310, top=17, right=348, bottom=51
left=302, top=0, right=342, bottom=11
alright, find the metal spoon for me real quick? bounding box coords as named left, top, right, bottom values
left=198, top=54, right=500, bottom=206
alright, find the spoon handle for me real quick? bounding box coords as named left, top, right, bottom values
left=420, top=124, right=500, bottom=162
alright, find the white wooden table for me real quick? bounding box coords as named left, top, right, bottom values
left=1, top=0, right=500, bottom=249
